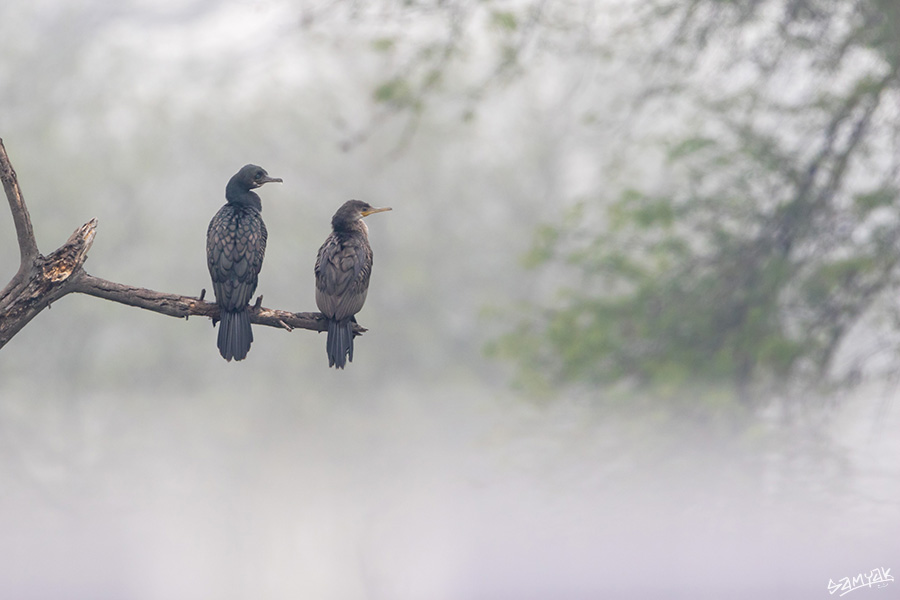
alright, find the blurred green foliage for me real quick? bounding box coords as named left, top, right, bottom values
left=492, top=0, right=900, bottom=404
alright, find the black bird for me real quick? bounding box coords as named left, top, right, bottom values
left=315, top=200, right=391, bottom=368
left=207, top=164, right=282, bottom=361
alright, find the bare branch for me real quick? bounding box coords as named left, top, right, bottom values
left=71, top=272, right=366, bottom=335
left=0, top=142, right=366, bottom=352
left=0, top=219, right=97, bottom=347
left=0, top=138, right=38, bottom=264
left=0, top=138, right=40, bottom=308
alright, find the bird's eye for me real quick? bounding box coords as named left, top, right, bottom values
left=255, top=171, right=263, bottom=180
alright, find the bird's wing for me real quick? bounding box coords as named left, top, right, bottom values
left=207, top=206, right=267, bottom=311
left=315, top=233, right=371, bottom=320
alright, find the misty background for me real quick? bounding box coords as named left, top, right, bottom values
left=1, top=1, right=898, bottom=598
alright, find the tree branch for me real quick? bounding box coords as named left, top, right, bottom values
left=70, top=272, right=361, bottom=335
left=0, top=218, right=97, bottom=347
left=0, top=140, right=365, bottom=351
left=0, top=139, right=38, bottom=265
left=0, top=138, right=40, bottom=309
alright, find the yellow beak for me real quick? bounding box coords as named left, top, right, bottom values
left=361, top=206, right=392, bottom=217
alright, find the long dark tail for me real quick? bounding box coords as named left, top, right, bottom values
left=217, top=309, right=253, bottom=362
left=326, top=318, right=354, bottom=369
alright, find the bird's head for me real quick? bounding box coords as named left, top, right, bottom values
left=233, top=164, right=283, bottom=190
left=332, top=199, right=392, bottom=231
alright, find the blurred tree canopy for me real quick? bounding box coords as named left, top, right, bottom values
left=490, top=0, right=900, bottom=403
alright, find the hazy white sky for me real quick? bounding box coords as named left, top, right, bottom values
left=1, top=1, right=899, bottom=598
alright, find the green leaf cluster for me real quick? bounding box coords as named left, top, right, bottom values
left=493, top=0, right=900, bottom=404
left=498, top=137, right=898, bottom=403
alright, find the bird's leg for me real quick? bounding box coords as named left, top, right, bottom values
left=350, top=315, right=366, bottom=337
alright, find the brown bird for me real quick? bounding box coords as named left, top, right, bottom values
left=315, top=200, right=391, bottom=368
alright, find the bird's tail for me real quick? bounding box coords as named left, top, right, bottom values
left=326, top=318, right=354, bottom=369
left=217, top=309, right=253, bottom=362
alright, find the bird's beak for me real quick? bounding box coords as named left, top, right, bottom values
left=260, top=176, right=283, bottom=185
left=361, top=206, right=392, bottom=217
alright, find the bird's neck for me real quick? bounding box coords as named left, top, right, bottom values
left=334, top=219, right=368, bottom=237
left=225, top=185, right=262, bottom=211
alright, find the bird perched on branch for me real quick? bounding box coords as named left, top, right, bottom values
left=207, top=164, right=282, bottom=361
left=315, top=200, right=391, bottom=368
